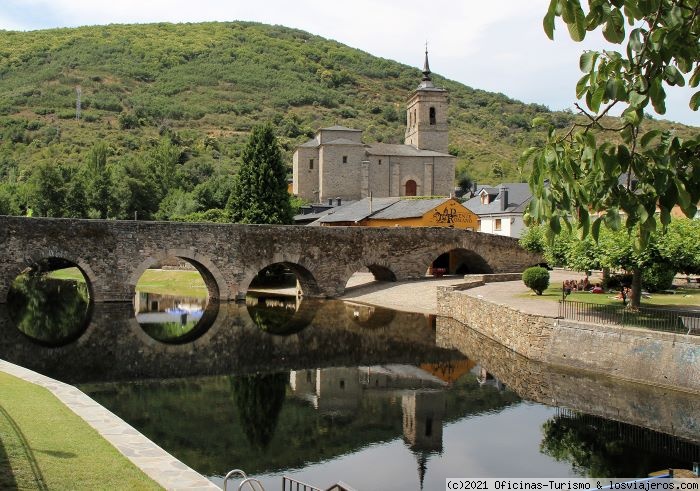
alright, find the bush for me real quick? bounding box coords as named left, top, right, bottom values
left=522, top=266, right=550, bottom=295
left=642, top=263, right=676, bottom=292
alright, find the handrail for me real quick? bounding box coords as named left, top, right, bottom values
left=282, top=475, right=323, bottom=491
left=559, top=299, right=700, bottom=335
left=223, top=469, right=248, bottom=491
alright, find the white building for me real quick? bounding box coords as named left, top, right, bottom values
left=463, top=183, right=532, bottom=238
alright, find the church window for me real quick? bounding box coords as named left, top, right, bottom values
left=342, top=155, right=348, bottom=164
left=378, top=159, right=382, bottom=165
left=429, top=107, right=436, bottom=125
left=309, top=159, right=314, bottom=170
left=405, top=179, right=417, bottom=197
left=413, top=109, right=417, bottom=126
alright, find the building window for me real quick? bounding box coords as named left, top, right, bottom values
left=480, top=193, right=488, bottom=205
left=378, top=159, right=382, bottom=165
left=309, top=158, right=314, bottom=170
left=429, top=107, right=436, bottom=125
left=477, top=220, right=481, bottom=231
left=495, top=218, right=502, bottom=231
left=413, top=109, right=417, bottom=126
left=342, top=155, right=348, bottom=164
left=405, top=179, right=417, bottom=197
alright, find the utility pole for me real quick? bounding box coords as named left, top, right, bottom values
left=75, top=86, right=82, bottom=121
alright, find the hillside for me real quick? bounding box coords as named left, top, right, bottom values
left=0, top=22, right=695, bottom=220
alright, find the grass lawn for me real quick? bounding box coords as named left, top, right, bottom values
left=49, top=268, right=207, bottom=298
left=0, top=372, right=162, bottom=490
left=525, top=284, right=700, bottom=309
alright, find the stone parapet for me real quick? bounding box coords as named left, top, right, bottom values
left=437, top=285, right=700, bottom=394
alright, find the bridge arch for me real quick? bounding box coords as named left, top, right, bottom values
left=339, top=259, right=398, bottom=294
left=128, top=249, right=228, bottom=301
left=240, top=256, right=322, bottom=298
left=421, top=246, right=493, bottom=276
left=1, top=251, right=99, bottom=304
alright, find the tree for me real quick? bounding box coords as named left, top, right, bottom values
left=521, top=0, right=700, bottom=306
left=85, top=143, right=115, bottom=219
left=26, top=162, right=65, bottom=217
left=227, top=123, right=293, bottom=225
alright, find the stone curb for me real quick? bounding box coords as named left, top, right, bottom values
left=0, top=359, right=220, bottom=491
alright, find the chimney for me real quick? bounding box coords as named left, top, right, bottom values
left=328, top=198, right=333, bottom=206
left=336, top=197, right=342, bottom=206
left=472, top=181, right=478, bottom=197
left=499, top=186, right=509, bottom=211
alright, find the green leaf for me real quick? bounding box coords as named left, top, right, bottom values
left=576, top=74, right=590, bottom=98
left=566, top=1, right=587, bottom=41
left=628, top=28, right=643, bottom=52
left=648, top=77, right=666, bottom=114
left=605, top=77, right=626, bottom=100
left=690, top=91, right=700, bottom=111
left=579, top=51, right=598, bottom=72
left=664, top=65, right=685, bottom=87
left=603, top=8, right=625, bottom=43
left=623, top=0, right=643, bottom=22
left=640, top=130, right=661, bottom=148
left=676, top=178, right=691, bottom=209
left=689, top=66, right=700, bottom=88
left=605, top=208, right=622, bottom=230
left=550, top=215, right=562, bottom=234
left=591, top=216, right=602, bottom=242
left=544, top=8, right=556, bottom=40
left=590, top=84, right=605, bottom=112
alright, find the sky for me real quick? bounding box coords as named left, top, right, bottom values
left=0, top=0, right=697, bottom=126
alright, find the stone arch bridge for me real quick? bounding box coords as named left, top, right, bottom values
left=0, top=216, right=541, bottom=303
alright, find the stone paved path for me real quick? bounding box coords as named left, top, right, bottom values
left=0, top=360, right=219, bottom=491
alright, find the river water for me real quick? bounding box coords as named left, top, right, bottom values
left=1, top=278, right=699, bottom=491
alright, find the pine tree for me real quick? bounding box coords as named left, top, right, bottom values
left=227, top=123, right=293, bottom=224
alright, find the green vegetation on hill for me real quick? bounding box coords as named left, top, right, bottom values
left=0, top=22, right=694, bottom=220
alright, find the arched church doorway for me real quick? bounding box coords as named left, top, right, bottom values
left=405, top=180, right=417, bottom=197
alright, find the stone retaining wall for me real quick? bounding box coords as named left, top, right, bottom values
left=437, top=284, right=700, bottom=394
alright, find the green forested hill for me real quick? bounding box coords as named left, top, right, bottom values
left=0, top=21, right=694, bottom=220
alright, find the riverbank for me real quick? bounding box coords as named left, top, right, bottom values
left=0, top=360, right=219, bottom=490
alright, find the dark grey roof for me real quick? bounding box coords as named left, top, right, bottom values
left=365, top=143, right=453, bottom=158
left=323, top=138, right=367, bottom=146
left=370, top=198, right=452, bottom=219
left=316, top=197, right=400, bottom=223
left=464, top=182, right=532, bottom=215
left=299, top=138, right=319, bottom=148
left=320, top=125, right=362, bottom=132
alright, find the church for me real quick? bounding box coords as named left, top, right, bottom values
left=292, top=51, right=456, bottom=203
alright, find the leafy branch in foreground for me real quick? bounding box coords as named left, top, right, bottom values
left=521, top=0, right=700, bottom=306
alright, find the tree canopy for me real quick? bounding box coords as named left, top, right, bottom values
left=521, top=0, right=700, bottom=305
left=227, top=123, right=293, bottom=225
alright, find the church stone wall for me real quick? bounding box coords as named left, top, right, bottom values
left=319, top=143, right=366, bottom=202
left=293, top=146, right=319, bottom=201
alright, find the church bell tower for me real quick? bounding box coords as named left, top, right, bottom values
left=404, top=48, right=449, bottom=153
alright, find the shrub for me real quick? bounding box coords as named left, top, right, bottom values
left=642, top=263, right=676, bottom=292
left=522, top=266, right=550, bottom=295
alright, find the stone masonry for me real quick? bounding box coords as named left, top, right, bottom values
left=0, top=216, right=542, bottom=303
left=437, top=283, right=700, bottom=394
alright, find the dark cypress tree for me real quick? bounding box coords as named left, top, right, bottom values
left=227, top=123, right=293, bottom=224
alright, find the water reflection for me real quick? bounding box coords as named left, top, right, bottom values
left=245, top=293, right=316, bottom=335
left=7, top=273, right=91, bottom=346
left=135, top=292, right=218, bottom=344
left=542, top=409, right=699, bottom=477
left=2, top=285, right=699, bottom=486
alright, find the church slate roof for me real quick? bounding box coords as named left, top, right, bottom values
left=315, top=197, right=401, bottom=224
left=365, top=143, right=453, bottom=158
left=322, top=138, right=367, bottom=146
left=369, top=198, right=452, bottom=219
left=320, top=125, right=362, bottom=132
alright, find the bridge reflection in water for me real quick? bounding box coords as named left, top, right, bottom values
left=0, top=287, right=698, bottom=487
